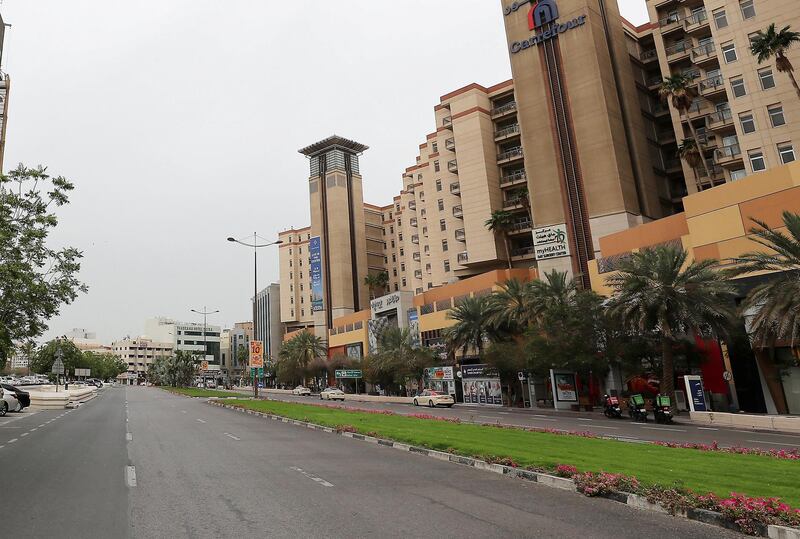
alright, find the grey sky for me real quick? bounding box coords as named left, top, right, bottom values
left=1, top=0, right=648, bottom=343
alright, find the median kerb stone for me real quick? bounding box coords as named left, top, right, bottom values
left=686, top=508, right=741, bottom=532
left=516, top=469, right=538, bottom=482
left=392, top=443, right=411, bottom=451
left=409, top=446, right=429, bottom=455
left=627, top=493, right=669, bottom=514
left=769, top=524, right=800, bottom=539
left=535, top=473, right=576, bottom=491
left=377, top=439, right=394, bottom=447
left=449, top=455, right=477, bottom=467
left=474, top=461, right=505, bottom=475
left=427, top=450, right=452, bottom=462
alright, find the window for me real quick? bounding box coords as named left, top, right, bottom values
left=393, top=268, right=397, bottom=277
left=417, top=173, right=422, bottom=180
left=290, top=284, right=293, bottom=292
left=427, top=283, right=433, bottom=290
left=749, top=150, right=766, bottom=172
left=299, top=259, right=303, bottom=267
left=739, top=0, right=755, bottom=19
left=401, top=263, right=406, bottom=271
left=300, top=283, right=304, bottom=291
left=758, top=68, right=776, bottom=90
left=778, top=144, right=796, bottom=164
left=432, top=142, right=438, bottom=153
left=435, top=179, right=442, bottom=191
left=730, top=77, right=747, bottom=98
left=731, top=169, right=747, bottom=181
left=289, top=260, right=292, bottom=267
left=394, top=283, right=399, bottom=291
left=397, top=218, right=402, bottom=226
left=301, top=309, right=305, bottom=317
left=440, top=219, right=446, bottom=231
left=288, top=248, right=292, bottom=255
left=300, top=296, right=304, bottom=304
left=391, top=240, right=395, bottom=248
left=437, top=199, right=444, bottom=211
left=289, top=272, right=293, bottom=279
left=424, top=244, right=429, bottom=253
left=390, top=225, right=394, bottom=234
left=721, top=42, right=738, bottom=64
left=399, top=233, right=403, bottom=241
left=442, top=240, right=448, bottom=252
left=402, top=278, right=407, bottom=287
left=392, top=254, right=396, bottom=262
left=443, top=260, right=450, bottom=272
left=291, top=309, right=294, bottom=318
left=739, top=112, right=756, bottom=134
left=419, top=191, right=424, bottom=200
left=434, top=161, right=440, bottom=173
left=400, top=248, right=404, bottom=256
left=712, top=8, right=728, bottom=29
left=768, top=105, right=786, bottom=127
left=299, top=272, right=303, bottom=279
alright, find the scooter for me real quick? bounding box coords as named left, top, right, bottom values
left=628, top=393, right=648, bottom=422
left=603, top=394, right=623, bottom=419
left=653, top=394, right=674, bottom=424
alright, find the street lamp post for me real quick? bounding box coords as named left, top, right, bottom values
left=227, top=233, right=282, bottom=398
left=191, top=307, right=219, bottom=388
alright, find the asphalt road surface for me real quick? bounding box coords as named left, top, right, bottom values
left=1, top=386, right=746, bottom=538
left=247, top=390, right=800, bottom=450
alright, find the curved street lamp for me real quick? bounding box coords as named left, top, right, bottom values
left=190, top=307, right=219, bottom=388
left=227, top=233, right=282, bottom=397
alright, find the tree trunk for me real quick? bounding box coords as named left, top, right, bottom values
left=786, top=69, right=800, bottom=100
left=683, top=112, right=712, bottom=179
left=661, top=336, right=676, bottom=410
left=503, top=234, right=513, bottom=269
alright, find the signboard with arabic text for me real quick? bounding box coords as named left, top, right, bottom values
left=533, top=224, right=570, bottom=260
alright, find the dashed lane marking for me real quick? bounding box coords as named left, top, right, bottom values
left=290, top=467, right=333, bottom=487
left=126, top=433, right=132, bottom=441
left=591, top=425, right=620, bottom=430
left=125, top=466, right=137, bottom=487
left=640, top=426, right=688, bottom=432
left=746, top=439, right=799, bottom=447
left=196, top=419, right=206, bottom=424
left=224, top=433, right=241, bottom=441
left=576, top=418, right=593, bottom=421
left=8, top=438, right=17, bottom=443
left=697, top=427, right=718, bottom=431
left=20, top=432, right=28, bottom=437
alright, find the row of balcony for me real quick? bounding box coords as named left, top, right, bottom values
left=659, top=8, right=709, bottom=34
left=495, top=124, right=520, bottom=139
left=491, top=101, right=517, bottom=117
left=497, top=147, right=523, bottom=163
left=500, top=169, right=527, bottom=186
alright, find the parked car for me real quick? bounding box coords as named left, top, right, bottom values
left=320, top=388, right=345, bottom=401
left=292, top=386, right=311, bottom=396
left=413, top=390, right=455, bottom=408
left=1, top=386, right=22, bottom=413
left=0, top=384, right=29, bottom=410
left=0, top=388, right=6, bottom=416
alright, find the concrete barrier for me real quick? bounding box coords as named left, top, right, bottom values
left=27, top=385, right=97, bottom=410
left=690, top=411, right=800, bottom=434
left=240, top=388, right=415, bottom=405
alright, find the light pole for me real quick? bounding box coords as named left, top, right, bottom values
left=191, top=307, right=219, bottom=388
left=227, top=233, right=282, bottom=398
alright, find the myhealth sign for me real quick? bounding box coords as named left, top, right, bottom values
left=504, top=0, right=586, bottom=54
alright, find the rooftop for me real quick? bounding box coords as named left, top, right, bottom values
left=298, top=135, right=369, bottom=157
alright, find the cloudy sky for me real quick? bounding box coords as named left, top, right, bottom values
left=2, top=0, right=649, bottom=343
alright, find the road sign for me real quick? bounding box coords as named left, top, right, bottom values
left=249, top=340, right=264, bottom=368
left=335, top=369, right=362, bottom=379
left=251, top=367, right=264, bottom=376
left=518, top=371, right=525, bottom=381
left=200, top=360, right=209, bottom=371
left=75, top=368, right=91, bottom=377
left=51, top=356, right=65, bottom=375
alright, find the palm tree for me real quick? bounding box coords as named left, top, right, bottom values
left=374, top=327, right=436, bottom=388
left=606, top=245, right=736, bottom=404
left=489, top=277, right=534, bottom=333
left=277, top=331, right=326, bottom=385
left=527, top=269, right=578, bottom=324
left=677, top=138, right=703, bottom=190
left=728, top=211, right=800, bottom=346
left=445, top=295, right=500, bottom=359
left=660, top=74, right=711, bottom=178
left=751, top=24, right=800, bottom=99
left=364, top=271, right=390, bottom=299
left=485, top=210, right=516, bottom=269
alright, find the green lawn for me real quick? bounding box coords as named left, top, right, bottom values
left=164, top=387, right=245, bottom=399
left=227, top=399, right=800, bottom=506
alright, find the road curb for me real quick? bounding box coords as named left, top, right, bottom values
left=208, top=400, right=798, bottom=538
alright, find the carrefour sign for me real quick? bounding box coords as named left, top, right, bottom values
left=505, top=0, right=587, bottom=54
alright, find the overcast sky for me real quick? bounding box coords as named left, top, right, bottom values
left=2, top=0, right=649, bottom=343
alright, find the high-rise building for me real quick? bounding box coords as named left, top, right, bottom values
left=0, top=12, right=10, bottom=173
left=253, top=283, right=283, bottom=362
left=143, top=317, right=221, bottom=365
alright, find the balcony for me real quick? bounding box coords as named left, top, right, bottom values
left=449, top=182, right=461, bottom=195
left=639, top=49, right=658, bottom=63
left=491, top=101, right=517, bottom=117
left=686, top=99, right=714, bottom=120
left=684, top=10, right=709, bottom=33
left=508, top=219, right=532, bottom=234
left=408, top=201, right=417, bottom=211
left=454, top=229, right=466, bottom=242
left=691, top=42, right=717, bottom=65
left=715, top=144, right=743, bottom=167
left=495, top=124, right=520, bottom=140
left=445, top=138, right=456, bottom=151
left=681, top=67, right=701, bottom=81
left=410, top=217, right=418, bottom=227
left=447, top=159, right=458, bottom=173
left=497, top=147, right=524, bottom=163
left=414, top=270, right=422, bottom=279
left=457, top=252, right=469, bottom=264
left=442, top=116, right=453, bottom=129
left=699, top=74, right=725, bottom=96
left=665, top=41, right=691, bottom=63
left=452, top=205, right=463, bottom=218
left=646, top=75, right=664, bottom=89
left=500, top=169, right=527, bottom=186
left=706, top=108, right=733, bottom=131
left=412, top=252, right=421, bottom=262
left=696, top=164, right=726, bottom=190
left=664, top=158, right=682, bottom=173
left=511, top=246, right=536, bottom=258
left=411, top=234, right=420, bottom=244
left=658, top=13, right=683, bottom=35
left=503, top=197, right=524, bottom=209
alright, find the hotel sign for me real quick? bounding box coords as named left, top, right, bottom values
left=533, top=224, right=570, bottom=260
left=504, top=0, right=587, bottom=54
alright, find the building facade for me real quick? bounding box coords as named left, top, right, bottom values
left=144, top=317, right=221, bottom=365
left=111, top=337, right=173, bottom=384
left=254, top=283, right=283, bottom=362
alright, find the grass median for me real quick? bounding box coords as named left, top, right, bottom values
left=164, top=387, right=245, bottom=399
left=226, top=398, right=800, bottom=506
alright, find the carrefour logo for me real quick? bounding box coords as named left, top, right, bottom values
left=504, top=0, right=587, bottom=54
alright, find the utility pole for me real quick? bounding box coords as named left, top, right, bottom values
left=191, top=307, right=219, bottom=388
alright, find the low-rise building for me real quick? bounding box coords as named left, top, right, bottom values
left=111, top=337, right=173, bottom=385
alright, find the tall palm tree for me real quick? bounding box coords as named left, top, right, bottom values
left=485, top=210, right=516, bottom=269
left=677, top=138, right=703, bottom=190
left=445, top=295, right=499, bottom=359
left=489, top=277, right=534, bottom=333
left=277, top=331, right=326, bottom=385
left=364, top=271, right=389, bottom=299
left=728, top=211, right=800, bottom=346
left=606, top=245, right=736, bottom=403
left=527, top=269, right=578, bottom=324
left=374, top=327, right=436, bottom=387
left=751, top=23, right=800, bottom=99
left=660, top=74, right=711, bottom=178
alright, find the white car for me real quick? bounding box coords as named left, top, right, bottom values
left=320, top=388, right=345, bottom=401
left=413, top=390, right=455, bottom=408
left=0, top=387, right=21, bottom=414
left=292, top=386, right=311, bottom=396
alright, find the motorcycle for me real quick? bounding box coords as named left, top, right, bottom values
left=603, top=394, right=623, bottom=419
left=628, top=393, right=648, bottom=422
left=653, top=394, right=673, bottom=424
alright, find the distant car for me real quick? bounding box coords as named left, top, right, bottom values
left=292, top=386, right=311, bottom=396
left=320, top=388, right=345, bottom=401
left=0, top=384, right=29, bottom=410
left=1, top=386, right=22, bottom=413
left=413, top=390, right=455, bottom=408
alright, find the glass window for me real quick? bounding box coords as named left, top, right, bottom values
left=748, top=150, right=766, bottom=172
left=434, top=161, right=440, bottom=173
left=778, top=144, right=796, bottom=164
left=440, top=219, right=446, bottom=231
left=394, top=283, right=399, bottom=291
left=758, top=68, right=776, bottom=90
left=393, top=268, right=397, bottom=277
left=401, top=263, right=406, bottom=271
left=399, top=247, right=404, bottom=255
left=730, top=77, right=747, bottom=98
left=713, top=8, right=728, bottom=28
left=721, top=43, right=738, bottom=63
left=739, top=112, right=756, bottom=134
left=435, top=179, right=442, bottom=191
left=730, top=169, right=747, bottom=181
left=768, top=105, right=786, bottom=127
left=431, top=142, right=438, bottom=153
left=442, top=240, right=448, bottom=252
left=402, top=278, right=407, bottom=287
left=739, top=0, right=755, bottom=19
left=437, top=199, right=444, bottom=211
left=444, top=260, right=450, bottom=272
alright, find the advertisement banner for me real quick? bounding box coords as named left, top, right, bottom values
left=345, top=343, right=363, bottom=360
left=553, top=372, right=578, bottom=402
left=310, top=236, right=324, bottom=313
left=533, top=224, right=570, bottom=260
left=425, top=366, right=454, bottom=381
left=249, top=340, right=264, bottom=368
left=684, top=375, right=708, bottom=412
left=407, top=308, right=420, bottom=347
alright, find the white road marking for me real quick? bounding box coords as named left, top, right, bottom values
left=126, top=433, right=132, bottom=441
left=640, top=426, right=688, bottom=432
left=533, top=414, right=551, bottom=418
left=196, top=419, right=206, bottom=424
left=746, top=439, right=800, bottom=447
left=20, top=432, right=28, bottom=437
left=30, top=428, right=37, bottom=432
left=8, top=438, right=17, bottom=443
left=0, top=445, right=4, bottom=449
left=498, top=412, right=511, bottom=415
left=530, top=417, right=557, bottom=422
left=697, top=427, right=718, bottom=431
left=224, top=433, right=241, bottom=441
left=478, top=416, right=499, bottom=420
left=125, top=466, right=137, bottom=487
left=38, top=424, right=45, bottom=428
left=290, top=466, right=333, bottom=487
left=576, top=418, right=593, bottom=422
left=591, top=425, right=620, bottom=430
left=181, top=411, right=187, bottom=414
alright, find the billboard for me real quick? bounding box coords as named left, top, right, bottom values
left=533, top=224, right=570, bottom=260
left=310, top=236, right=324, bottom=312
left=249, top=340, right=264, bottom=368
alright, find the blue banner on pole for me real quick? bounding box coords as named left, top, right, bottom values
left=310, top=236, right=323, bottom=312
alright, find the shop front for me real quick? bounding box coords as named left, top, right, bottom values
left=424, top=366, right=457, bottom=400
left=460, top=364, right=503, bottom=406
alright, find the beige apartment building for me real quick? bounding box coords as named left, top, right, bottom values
left=111, top=337, right=173, bottom=384
left=645, top=0, right=799, bottom=193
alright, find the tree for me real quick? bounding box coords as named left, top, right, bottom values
left=30, top=339, right=83, bottom=376
left=276, top=331, right=326, bottom=386
left=150, top=350, right=197, bottom=387
left=364, top=271, right=389, bottom=299
left=445, top=295, right=501, bottom=359
left=0, top=165, right=87, bottom=366
left=728, top=211, right=800, bottom=347
left=677, top=138, right=703, bottom=188
left=659, top=74, right=711, bottom=179
left=489, top=277, right=535, bottom=333
left=372, top=327, right=436, bottom=390
left=82, top=351, right=127, bottom=381
left=485, top=210, right=516, bottom=269
left=750, top=23, right=800, bottom=99
left=606, top=245, right=736, bottom=404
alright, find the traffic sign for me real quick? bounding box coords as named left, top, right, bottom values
left=200, top=360, right=209, bottom=371
left=249, top=340, right=264, bottom=368
left=251, top=367, right=264, bottom=376
left=51, top=356, right=65, bottom=375
left=335, top=369, right=362, bottom=379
